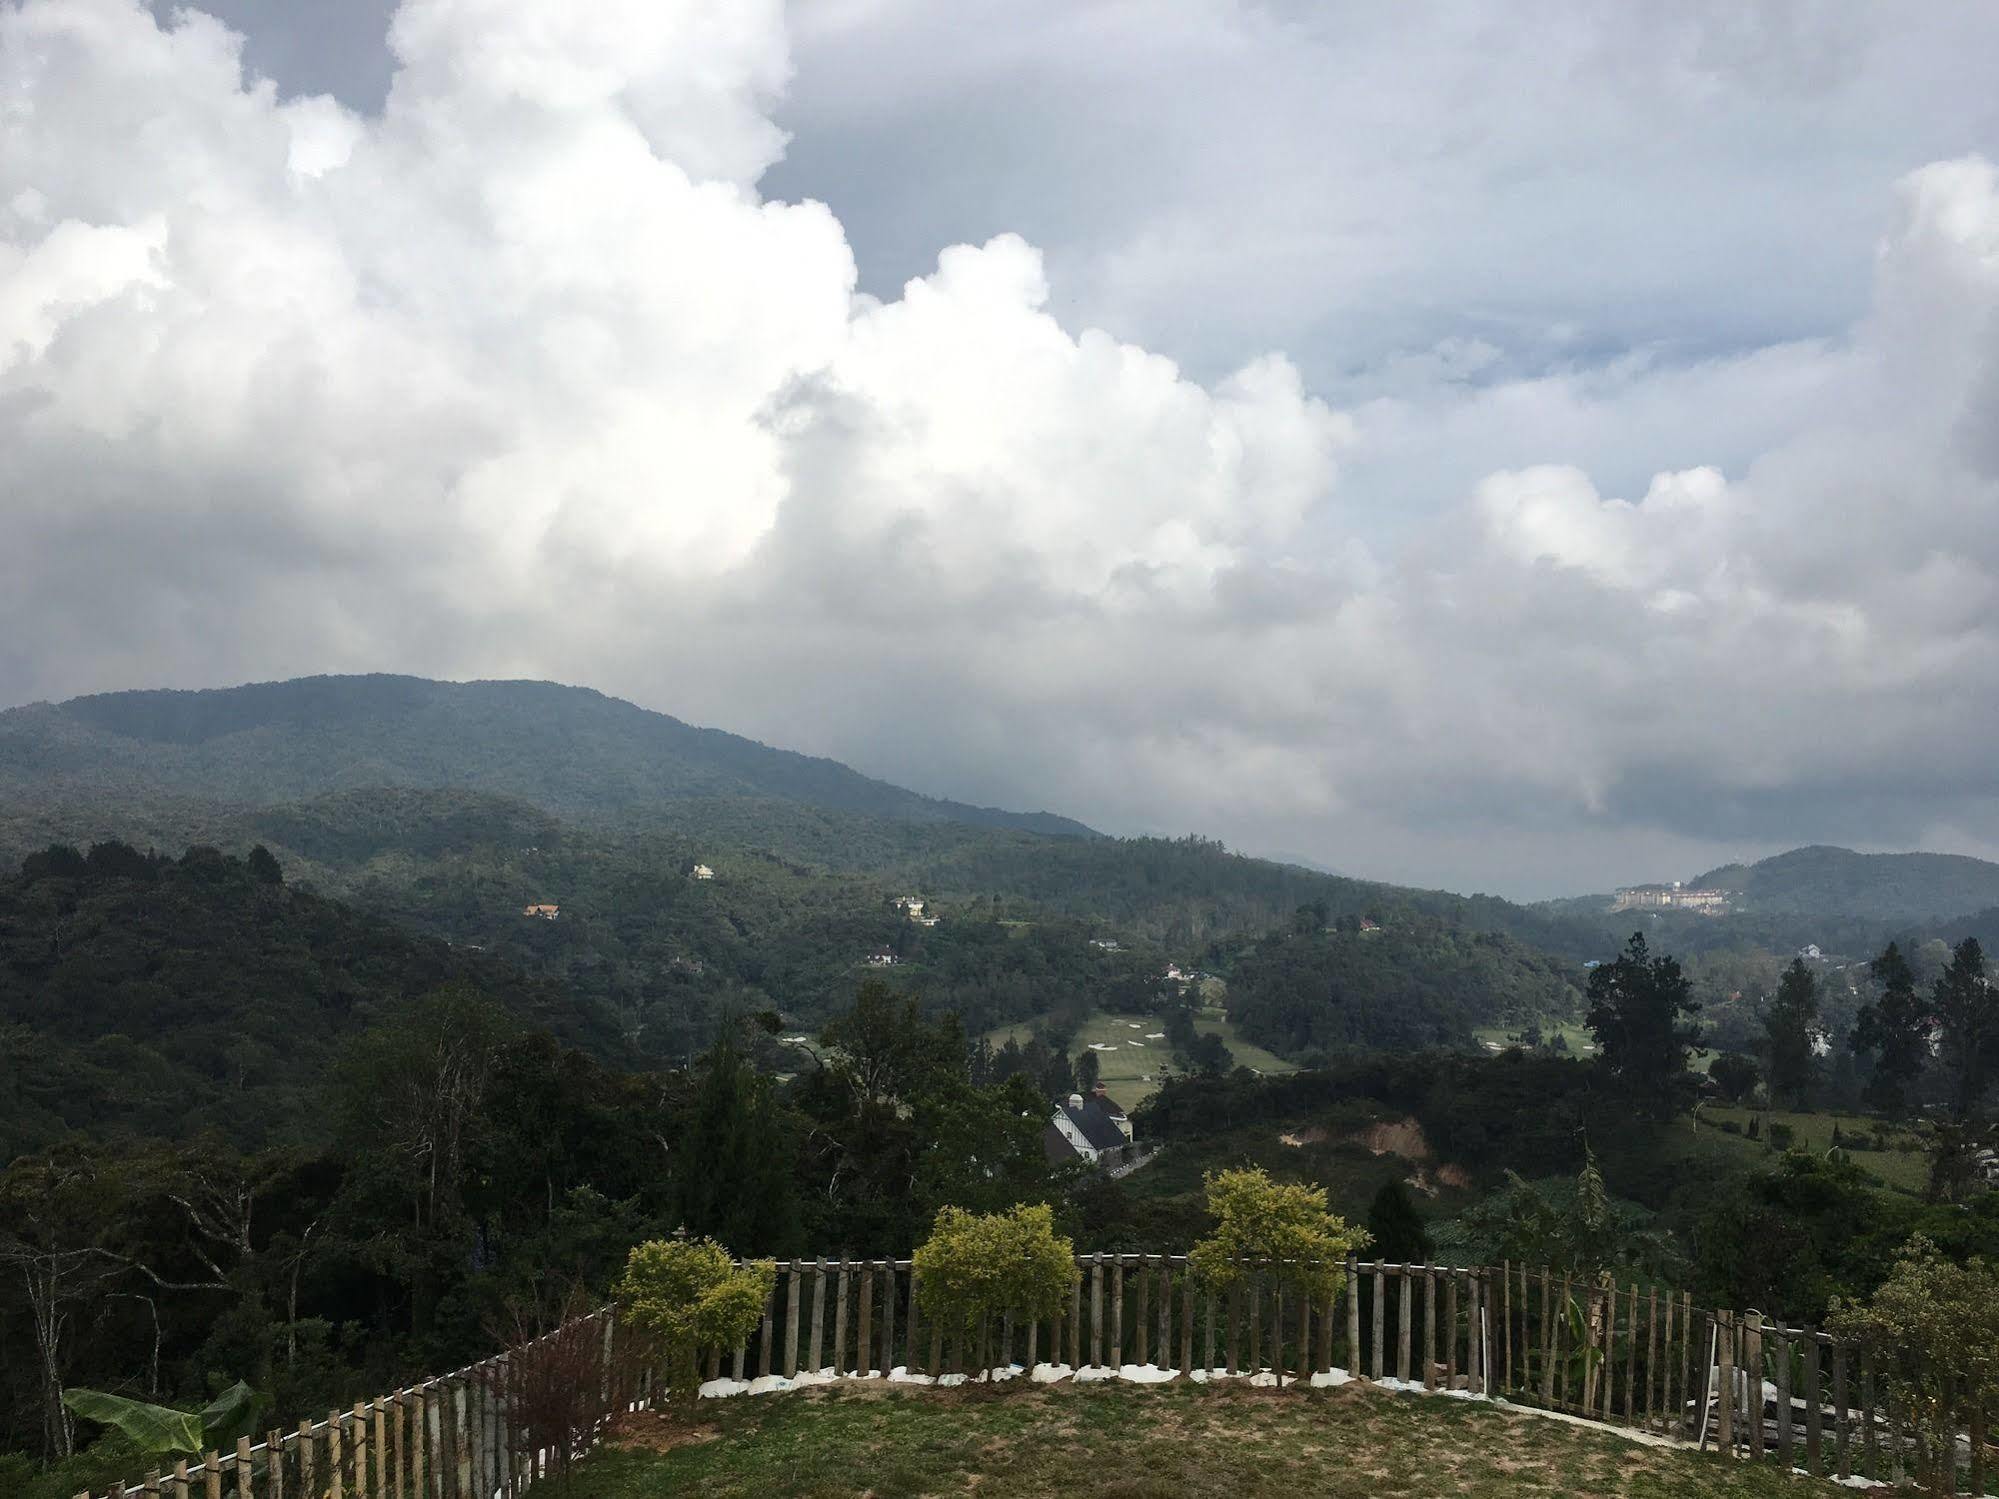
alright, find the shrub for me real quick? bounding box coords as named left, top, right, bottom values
left=1768, top=1122, right=1795, bottom=1150
left=914, top=1203, right=1076, bottom=1373
left=1827, top=1236, right=1999, bottom=1495
left=1188, top=1167, right=1369, bottom=1310
left=616, top=1237, right=774, bottom=1399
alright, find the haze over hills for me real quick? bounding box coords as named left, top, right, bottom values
left=7, top=675, right=1997, bottom=945
left=1690, top=845, right=1999, bottom=923
left=0, top=674, right=1092, bottom=838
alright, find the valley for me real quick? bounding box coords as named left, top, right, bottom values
left=8, top=676, right=1999, bottom=1496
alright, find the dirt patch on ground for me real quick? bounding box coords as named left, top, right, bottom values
left=1405, top=1162, right=1476, bottom=1196
left=605, top=1408, right=721, bottom=1453
left=1350, top=1117, right=1431, bottom=1160
left=1279, top=1126, right=1328, bottom=1147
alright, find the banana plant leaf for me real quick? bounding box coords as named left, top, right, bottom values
left=197, top=1382, right=257, bottom=1446
left=60, top=1389, right=204, bottom=1456
left=1562, top=1296, right=1603, bottom=1379
left=61, top=1381, right=257, bottom=1457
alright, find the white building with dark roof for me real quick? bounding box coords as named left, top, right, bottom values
left=1043, top=1085, right=1134, bottom=1165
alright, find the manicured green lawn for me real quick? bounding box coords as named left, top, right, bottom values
left=1695, top=1106, right=1928, bottom=1193
left=986, top=1010, right=1297, bottom=1107
left=559, top=1380, right=1852, bottom=1498
left=1472, top=1022, right=1596, bottom=1058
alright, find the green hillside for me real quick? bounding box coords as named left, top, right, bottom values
left=0, top=675, right=1612, bottom=1077
left=1693, top=844, right=1999, bottom=921
left=0, top=843, right=604, bottom=1158
left=0, top=674, right=1092, bottom=837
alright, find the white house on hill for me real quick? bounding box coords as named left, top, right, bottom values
left=1043, top=1085, right=1133, bottom=1165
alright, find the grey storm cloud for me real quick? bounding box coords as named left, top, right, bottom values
left=7, top=0, right=1999, bottom=897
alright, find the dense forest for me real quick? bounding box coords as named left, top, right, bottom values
left=1219, top=912, right=1579, bottom=1057
left=0, top=777, right=1606, bottom=1062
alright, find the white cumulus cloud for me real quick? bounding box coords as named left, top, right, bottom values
left=4, top=0, right=1999, bottom=895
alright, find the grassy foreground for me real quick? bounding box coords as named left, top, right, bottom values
left=562, top=1380, right=1848, bottom=1499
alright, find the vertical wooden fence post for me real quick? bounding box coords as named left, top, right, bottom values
left=784, top=1263, right=801, bottom=1379
left=1247, top=1274, right=1261, bottom=1377
left=1444, top=1274, right=1459, bottom=1390
left=1716, top=1313, right=1735, bottom=1456
left=833, top=1258, right=850, bottom=1378
left=1807, top=1332, right=1828, bottom=1476
left=1421, top=1265, right=1437, bottom=1390
left=1371, top=1266, right=1386, bottom=1382
left=1644, top=1287, right=1659, bottom=1429
left=1773, top=1325, right=1793, bottom=1468
left=412, top=1393, right=428, bottom=1499
left=1314, top=1280, right=1332, bottom=1379
left=1225, top=1280, right=1239, bottom=1376
left=297, top=1421, right=316, bottom=1499
left=1860, top=1347, right=1878, bottom=1480
left=809, top=1260, right=827, bottom=1374
left=1069, top=1259, right=1084, bottom=1370
left=1621, top=1284, right=1637, bottom=1424
left=1090, top=1256, right=1105, bottom=1369
left=856, top=1264, right=874, bottom=1379
left=1111, top=1257, right=1125, bottom=1370
left=1831, top=1342, right=1850, bottom=1481
left=1135, top=1258, right=1150, bottom=1368
left=1552, top=1274, right=1570, bottom=1408
left=881, top=1262, right=897, bottom=1378
left=1343, top=1257, right=1359, bottom=1377
left=1269, top=1287, right=1283, bottom=1386
left=1744, top=1315, right=1764, bottom=1462
left=1181, top=1264, right=1197, bottom=1376
left=1397, top=1271, right=1413, bottom=1383
left=1475, top=1272, right=1489, bottom=1396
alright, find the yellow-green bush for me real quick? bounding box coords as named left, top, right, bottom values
left=616, top=1238, right=774, bottom=1398
left=913, top=1203, right=1076, bottom=1359
left=1188, top=1166, right=1369, bottom=1306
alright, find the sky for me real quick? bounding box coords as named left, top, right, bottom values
left=5, top=1, right=1999, bottom=898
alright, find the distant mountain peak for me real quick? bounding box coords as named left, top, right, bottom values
left=1686, top=844, right=1999, bottom=923
left=1, top=673, right=1095, bottom=839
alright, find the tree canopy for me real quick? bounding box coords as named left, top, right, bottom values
left=1584, top=933, right=1702, bottom=1119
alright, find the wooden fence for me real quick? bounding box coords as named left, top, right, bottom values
left=77, top=1255, right=1997, bottom=1498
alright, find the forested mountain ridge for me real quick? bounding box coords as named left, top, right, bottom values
left=0, top=843, right=613, bottom=1161
left=0, top=673, right=1621, bottom=1072
left=1692, top=844, right=1999, bottom=922
left=0, top=674, right=1092, bottom=837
